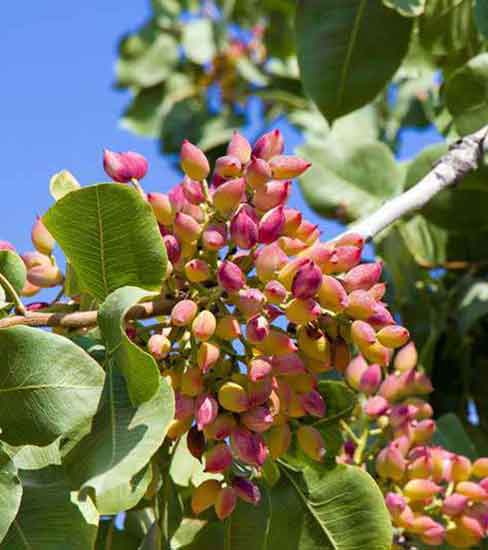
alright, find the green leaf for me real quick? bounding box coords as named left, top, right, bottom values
left=64, top=367, right=174, bottom=515
left=43, top=184, right=168, bottom=302
left=266, top=463, right=393, bottom=550
left=49, top=170, right=80, bottom=201
left=475, top=0, right=488, bottom=38
left=298, top=141, right=403, bottom=222
left=0, top=450, right=22, bottom=543
left=182, top=19, right=216, bottom=65
left=6, top=440, right=62, bottom=471
left=458, top=281, right=488, bottom=335
left=138, top=522, right=162, bottom=549
left=2, top=466, right=98, bottom=550
left=0, top=250, right=27, bottom=294
left=99, top=286, right=161, bottom=405
left=315, top=381, right=356, bottom=425
left=383, top=0, right=425, bottom=16
left=445, top=52, right=488, bottom=135
left=296, top=0, right=412, bottom=121
left=433, top=413, right=478, bottom=459
left=95, top=520, right=142, bottom=550
left=0, top=326, right=104, bottom=446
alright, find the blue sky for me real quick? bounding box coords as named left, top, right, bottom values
left=0, top=1, right=441, bottom=260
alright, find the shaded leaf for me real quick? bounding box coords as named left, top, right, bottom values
left=99, top=286, right=161, bottom=405
left=458, top=281, right=488, bottom=335
left=0, top=326, right=104, bottom=446
left=0, top=250, right=26, bottom=294
left=433, top=413, right=478, bottom=459
left=383, top=0, right=425, bottom=16
left=0, top=449, right=22, bottom=543
left=95, top=520, right=141, bottom=550
left=43, top=184, right=168, bottom=302
left=49, top=170, right=80, bottom=201
left=296, top=0, right=412, bottom=121
left=64, top=367, right=174, bottom=515
left=475, top=0, right=488, bottom=38
left=6, top=440, right=62, bottom=471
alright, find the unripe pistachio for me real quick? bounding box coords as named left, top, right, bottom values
left=180, top=366, right=204, bottom=397
left=215, top=315, right=241, bottom=340
left=202, top=223, right=227, bottom=251
left=413, top=371, right=434, bottom=395
left=377, top=325, right=410, bottom=349
left=394, top=341, right=418, bottom=371
left=269, top=155, right=311, bottom=179
left=271, top=353, right=306, bottom=376
left=187, top=425, right=206, bottom=460
left=197, top=342, right=220, bottom=374
left=182, top=177, right=205, bottom=205
left=180, top=140, right=210, bottom=181
left=232, top=477, right=261, bottom=506
left=290, top=260, right=322, bottom=300
left=31, top=216, right=55, bottom=255
left=162, top=234, right=181, bottom=265
left=254, top=180, right=291, bottom=211
left=446, top=516, right=484, bottom=548
left=258, top=328, right=298, bottom=356
left=175, top=392, right=194, bottom=421
left=204, top=443, right=233, bottom=473
left=247, top=357, right=272, bottom=382
left=256, top=243, right=287, bottom=283
left=345, top=290, right=377, bottom=319
left=174, top=212, right=201, bottom=243
left=345, top=355, right=368, bottom=390
left=376, top=445, right=406, bottom=481
left=285, top=298, right=320, bottom=325
left=449, top=455, right=472, bottom=482
left=282, top=208, right=303, bottom=236
left=217, top=260, right=245, bottom=293
left=247, top=377, right=273, bottom=407
left=359, top=364, right=382, bottom=395
left=245, top=156, right=272, bottom=189
left=103, top=149, right=148, bottom=182
left=385, top=493, right=406, bottom=517
left=215, top=155, right=242, bottom=178
left=167, top=417, right=193, bottom=439
left=218, top=381, right=249, bottom=413
left=403, top=479, right=441, bottom=501
left=231, top=427, right=268, bottom=466
left=473, top=458, right=488, bottom=478
left=194, top=393, right=219, bottom=431
left=264, top=280, right=287, bottom=305
left=246, top=315, right=269, bottom=344
left=184, top=259, right=210, bottom=283
left=297, top=326, right=330, bottom=363
left=456, top=481, right=488, bottom=502
left=258, top=205, right=285, bottom=244
left=204, top=414, right=237, bottom=440
left=230, top=205, right=258, bottom=249
left=408, top=454, right=432, bottom=479
left=252, top=129, right=284, bottom=160
left=147, top=334, right=171, bottom=360
left=343, top=262, right=382, bottom=293
left=266, top=423, right=292, bottom=459
left=368, top=282, right=386, bottom=301
left=301, top=389, right=326, bottom=418
left=317, top=275, right=348, bottom=313
left=213, top=177, right=245, bottom=214
left=234, top=288, right=265, bottom=319
left=350, top=320, right=376, bottom=350
left=215, top=487, right=237, bottom=521
left=227, top=131, right=252, bottom=164
left=362, top=341, right=391, bottom=367
left=27, top=264, right=64, bottom=288
left=242, top=405, right=274, bottom=432
left=295, top=220, right=320, bottom=246
left=390, top=404, right=415, bottom=429
left=326, top=246, right=361, bottom=273
left=332, top=338, right=350, bottom=373
left=278, top=236, right=308, bottom=255
left=297, top=425, right=326, bottom=462
left=147, top=192, right=174, bottom=225
left=288, top=391, right=307, bottom=417
left=191, top=480, right=221, bottom=515
left=192, top=311, right=216, bottom=341
left=365, top=395, right=389, bottom=417
left=171, top=299, right=198, bottom=326
left=442, top=493, right=469, bottom=517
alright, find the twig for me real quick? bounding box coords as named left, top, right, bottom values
left=338, top=125, right=488, bottom=241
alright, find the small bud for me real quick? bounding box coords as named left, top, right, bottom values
left=297, top=425, right=326, bottom=462
left=171, top=299, right=198, bottom=326
left=147, top=192, right=174, bottom=225
left=217, top=260, right=245, bottom=293
left=246, top=315, right=270, bottom=344
left=269, top=155, right=311, bottom=179
left=232, top=477, right=261, bottom=506
left=147, top=334, right=171, bottom=360
left=343, top=262, right=382, bottom=293
left=215, top=155, right=242, bottom=178
left=204, top=414, right=237, bottom=440
left=234, top=288, right=265, bottom=319
left=301, top=389, right=326, bottom=418
left=202, top=223, right=227, bottom=251
left=31, top=216, right=55, bottom=255
left=27, top=264, right=64, bottom=288
left=291, top=260, right=322, bottom=299
left=192, top=311, right=217, bottom=341
left=185, top=259, right=211, bottom=283
left=204, top=443, right=233, bottom=473
left=195, top=393, right=219, bottom=431
left=180, top=366, right=204, bottom=397
left=227, top=131, right=252, bottom=164
left=215, top=315, right=241, bottom=340
left=256, top=243, right=287, bottom=283
left=191, top=480, right=221, bottom=515
left=285, top=298, right=320, bottom=325
left=245, top=156, right=272, bottom=189
left=180, top=140, right=210, bottom=181
left=162, top=234, right=181, bottom=264
left=103, top=149, right=148, bottom=182
left=242, top=405, right=274, bottom=432
left=218, top=382, right=249, bottom=413
left=264, top=280, right=287, bottom=304
left=247, top=357, right=272, bottom=382
left=197, top=342, right=220, bottom=374
left=377, top=325, right=410, bottom=349
left=394, top=341, right=418, bottom=371
left=267, top=423, right=292, bottom=459
left=230, top=205, right=258, bottom=249
left=231, top=427, right=268, bottom=466
left=272, top=353, right=306, bottom=376
left=175, top=392, right=194, bottom=421
left=252, top=129, right=284, bottom=160
left=317, top=275, right=348, bottom=313
left=258, top=206, right=285, bottom=244
left=254, top=180, right=291, bottom=211
left=359, top=364, right=382, bottom=395
left=365, top=395, right=389, bottom=417
left=442, top=493, right=469, bottom=517
left=403, top=479, right=441, bottom=501
left=213, top=177, right=245, bottom=215
left=376, top=445, right=406, bottom=481
left=215, top=487, right=237, bottom=521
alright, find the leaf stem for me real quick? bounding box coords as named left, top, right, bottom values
left=0, top=273, right=26, bottom=315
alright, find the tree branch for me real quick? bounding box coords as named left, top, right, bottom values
left=340, top=125, right=488, bottom=241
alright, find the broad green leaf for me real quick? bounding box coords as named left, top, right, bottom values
left=445, top=53, right=488, bottom=135
left=3, top=466, right=98, bottom=550
left=43, top=184, right=168, bottom=302
left=475, top=0, right=488, bottom=38
left=0, top=326, right=104, bottom=446
left=182, top=19, right=216, bottom=65
left=433, top=413, right=478, bottom=459
left=267, top=463, right=392, bottom=550
left=298, top=141, right=403, bottom=221
left=296, top=0, right=412, bottom=121
left=6, top=440, right=62, bottom=471
left=315, top=381, right=356, bottom=426
left=99, top=286, right=161, bottom=405
left=64, top=368, right=174, bottom=515
left=0, top=450, right=22, bottom=543
left=383, top=0, right=425, bottom=16
left=0, top=250, right=26, bottom=294
left=49, top=170, right=80, bottom=201
left=458, top=281, right=488, bottom=335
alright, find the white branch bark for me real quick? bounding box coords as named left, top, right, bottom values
left=339, top=125, right=488, bottom=242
